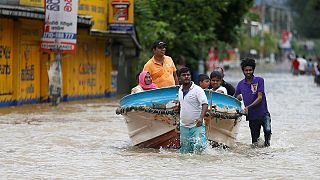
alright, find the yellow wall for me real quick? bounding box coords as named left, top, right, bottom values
left=15, top=19, right=43, bottom=102
left=40, top=53, right=50, bottom=101
left=106, top=55, right=112, bottom=94
left=78, top=0, right=108, bottom=31
left=0, top=18, right=14, bottom=103
left=62, top=29, right=112, bottom=99
left=19, top=0, right=44, bottom=7
left=0, top=16, right=114, bottom=106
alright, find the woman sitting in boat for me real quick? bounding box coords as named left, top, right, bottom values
left=131, top=71, right=158, bottom=94
left=210, top=71, right=227, bottom=94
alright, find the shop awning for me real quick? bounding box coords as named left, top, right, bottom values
left=0, top=5, right=92, bottom=25
left=90, top=29, right=141, bottom=50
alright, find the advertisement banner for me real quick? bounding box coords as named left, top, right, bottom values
left=279, top=30, right=292, bottom=50
left=41, top=0, right=78, bottom=54
left=108, top=0, right=134, bottom=32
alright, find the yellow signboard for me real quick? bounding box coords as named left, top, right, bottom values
left=78, top=0, right=108, bottom=31
left=19, top=0, right=44, bottom=7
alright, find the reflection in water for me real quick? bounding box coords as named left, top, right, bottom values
left=0, top=65, right=320, bottom=179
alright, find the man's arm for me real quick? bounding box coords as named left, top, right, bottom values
left=234, top=82, right=241, bottom=98
left=244, top=92, right=263, bottom=114
left=236, top=94, right=242, bottom=101
left=196, top=103, right=208, bottom=127
left=173, top=71, right=179, bottom=85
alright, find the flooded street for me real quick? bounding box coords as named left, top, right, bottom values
left=1, top=63, right=320, bottom=179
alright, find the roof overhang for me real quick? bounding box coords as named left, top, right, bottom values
left=90, top=29, right=141, bottom=50
left=0, top=5, right=92, bottom=26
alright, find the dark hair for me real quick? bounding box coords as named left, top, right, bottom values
left=178, top=67, right=190, bottom=77
left=241, top=58, right=256, bottom=70
left=210, top=71, right=222, bottom=80
left=198, top=74, right=209, bottom=83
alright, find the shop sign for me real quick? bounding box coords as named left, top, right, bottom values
left=41, top=0, right=78, bottom=54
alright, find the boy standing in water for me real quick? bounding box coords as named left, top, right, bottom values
left=235, top=58, right=272, bottom=147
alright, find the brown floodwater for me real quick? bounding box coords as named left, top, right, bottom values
left=0, top=63, right=320, bottom=179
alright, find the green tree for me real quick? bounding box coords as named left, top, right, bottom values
left=134, top=0, right=253, bottom=71
left=288, top=0, right=320, bottom=38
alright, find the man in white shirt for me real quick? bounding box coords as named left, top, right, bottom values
left=178, top=67, right=208, bottom=153
left=297, top=55, right=307, bottom=75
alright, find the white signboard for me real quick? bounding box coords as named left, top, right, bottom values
left=41, top=0, right=78, bottom=54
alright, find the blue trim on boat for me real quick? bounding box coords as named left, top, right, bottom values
left=204, top=90, right=242, bottom=111
left=120, top=86, right=242, bottom=111
left=120, top=86, right=180, bottom=107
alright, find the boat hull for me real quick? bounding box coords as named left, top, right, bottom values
left=205, top=116, right=242, bottom=148
left=122, top=111, right=179, bottom=148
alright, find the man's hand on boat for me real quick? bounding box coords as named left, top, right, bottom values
left=244, top=107, right=249, bottom=114
left=195, top=118, right=203, bottom=127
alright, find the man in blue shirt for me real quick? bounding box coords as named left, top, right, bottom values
left=235, top=58, right=272, bottom=147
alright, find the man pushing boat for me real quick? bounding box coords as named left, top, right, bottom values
left=178, top=67, right=208, bottom=153
left=235, top=58, right=272, bottom=147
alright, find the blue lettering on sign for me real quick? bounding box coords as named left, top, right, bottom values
left=46, top=0, right=60, bottom=11
left=43, top=32, right=77, bottom=39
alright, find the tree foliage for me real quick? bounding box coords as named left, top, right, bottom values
left=288, top=0, right=320, bottom=38
left=134, top=0, right=253, bottom=70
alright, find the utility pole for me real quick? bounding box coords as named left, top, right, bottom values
left=271, top=6, right=275, bottom=34
left=287, top=10, right=291, bottom=33
left=260, top=0, right=265, bottom=61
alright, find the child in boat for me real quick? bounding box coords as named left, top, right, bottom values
left=198, top=74, right=210, bottom=89
left=131, top=71, right=157, bottom=94
left=210, top=71, right=227, bottom=94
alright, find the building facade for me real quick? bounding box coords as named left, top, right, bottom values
left=0, top=0, right=139, bottom=107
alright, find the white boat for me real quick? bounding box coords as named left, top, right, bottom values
left=116, top=86, right=244, bottom=149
